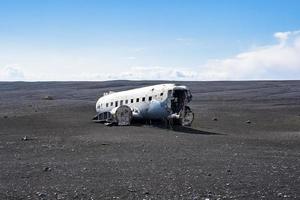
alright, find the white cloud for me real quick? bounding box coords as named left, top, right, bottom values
left=73, top=66, right=198, bottom=81
left=0, top=65, right=25, bottom=81
left=93, top=30, right=300, bottom=81
left=274, top=31, right=291, bottom=43
left=274, top=30, right=300, bottom=44
left=197, top=30, right=300, bottom=80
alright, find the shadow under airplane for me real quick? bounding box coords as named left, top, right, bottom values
left=171, top=125, right=224, bottom=135
left=131, top=119, right=224, bottom=135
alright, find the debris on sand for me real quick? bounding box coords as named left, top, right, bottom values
left=83, top=167, right=87, bottom=171
left=246, top=120, right=251, bottom=124
left=127, top=188, right=137, bottom=193
left=43, top=95, right=54, bottom=100
left=21, top=136, right=28, bottom=141
left=212, top=117, right=218, bottom=121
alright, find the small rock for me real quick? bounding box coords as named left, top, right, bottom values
left=3, top=115, right=8, bottom=119
left=36, top=192, right=46, bottom=197
left=43, top=167, right=51, bottom=172
left=207, top=173, right=212, bottom=176
left=212, top=117, right=218, bottom=121
left=207, top=191, right=212, bottom=197
left=246, top=120, right=251, bottom=124
left=227, top=169, right=231, bottom=173
left=43, top=95, right=54, bottom=100
left=57, top=194, right=64, bottom=200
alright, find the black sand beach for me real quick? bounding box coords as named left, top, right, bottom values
left=0, top=81, right=299, bottom=199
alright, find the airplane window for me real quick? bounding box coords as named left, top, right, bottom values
left=160, top=92, right=163, bottom=96
left=115, top=101, right=118, bottom=107
left=142, top=97, right=145, bottom=102
left=125, top=100, right=128, bottom=104
left=149, top=96, right=152, bottom=101
left=136, top=98, right=139, bottom=102
left=131, top=99, right=134, bottom=103
left=110, top=102, right=113, bottom=106
left=120, top=100, right=123, bottom=105
left=106, top=103, right=109, bottom=107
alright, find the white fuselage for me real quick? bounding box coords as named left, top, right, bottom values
left=95, top=83, right=191, bottom=120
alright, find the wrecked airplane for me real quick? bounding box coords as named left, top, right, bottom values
left=93, top=84, right=194, bottom=126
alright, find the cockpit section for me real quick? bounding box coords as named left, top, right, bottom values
left=171, top=90, right=186, bottom=113
left=168, top=87, right=194, bottom=126
left=170, top=89, right=192, bottom=114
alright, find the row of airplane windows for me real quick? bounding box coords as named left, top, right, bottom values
left=104, top=92, right=164, bottom=108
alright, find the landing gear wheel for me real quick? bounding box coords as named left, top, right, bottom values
left=168, top=118, right=174, bottom=130
left=181, top=106, right=194, bottom=126
left=115, top=105, right=133, bottom=126
left=164, top=118, right=174, bottom=130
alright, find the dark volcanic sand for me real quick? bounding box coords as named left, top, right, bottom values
left=0, top=81, right=299, bottom=200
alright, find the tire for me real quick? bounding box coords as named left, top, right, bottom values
left=115, top=105, right=133, bottom=126
left=181, top=106, right=194, bottom=126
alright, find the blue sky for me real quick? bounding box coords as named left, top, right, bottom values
left=1, top=0, right=300, bottom=81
